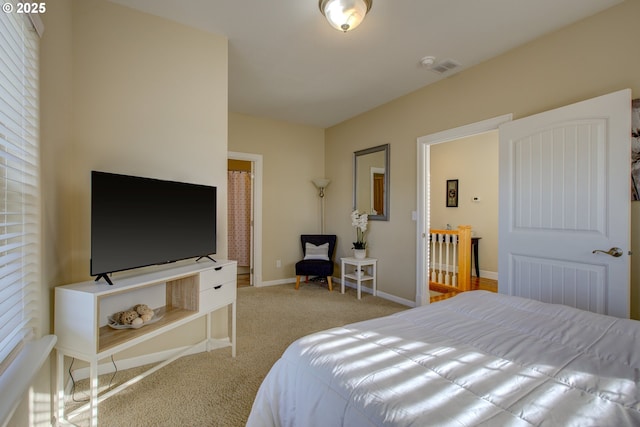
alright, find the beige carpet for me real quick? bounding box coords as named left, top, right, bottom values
left=66, top=283, right=408, bottom=426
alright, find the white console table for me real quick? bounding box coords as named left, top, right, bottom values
left=341, top=257, right=377, bottom=299
left=54, top=259, right=237, bottom=426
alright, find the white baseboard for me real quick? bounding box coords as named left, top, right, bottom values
left=336, top=279, right=415, bottom=307
left=374, top=290, right=416, bottom=307
left=259, top=277, right=416, bottom=307
left=256, top=278, right=296, bottom=287
left=258, top=277, right=336, bottom=288
left=270, top=277, right=427, bottom=308
left=478, top=270, right=498, bottom=280
left=259, top=273, right=495, bottom=304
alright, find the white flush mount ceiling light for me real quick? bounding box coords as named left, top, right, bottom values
left=319, top=0, right=373, bottom=32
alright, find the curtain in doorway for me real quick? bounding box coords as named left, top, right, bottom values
left=228, top=171, right=251, bottom=267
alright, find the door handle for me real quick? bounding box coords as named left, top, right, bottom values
left=592, top=247, right=623, bottom=257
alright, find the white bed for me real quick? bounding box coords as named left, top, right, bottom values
left=247, top=291, right=640, bottom=426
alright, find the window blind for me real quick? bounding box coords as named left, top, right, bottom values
left=0, top=6, right=40, bottom=371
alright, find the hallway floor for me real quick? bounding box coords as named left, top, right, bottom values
left=431, top=276, right=497, bottom=302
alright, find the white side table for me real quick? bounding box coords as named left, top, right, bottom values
left=341, top=257, right=377, bottom=300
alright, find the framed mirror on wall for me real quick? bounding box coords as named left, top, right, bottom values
left=353, top=144, right=389, bottom=221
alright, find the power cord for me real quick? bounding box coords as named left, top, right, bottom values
left=68, top=356, right=119, bottom=402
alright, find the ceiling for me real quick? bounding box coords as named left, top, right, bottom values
left=108, top=0, right=622, bottom=128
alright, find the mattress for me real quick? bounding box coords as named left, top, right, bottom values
left=247, top=291, right=640, bottom=426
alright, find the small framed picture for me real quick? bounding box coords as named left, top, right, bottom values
left=446, top=179, right=458, bottom=207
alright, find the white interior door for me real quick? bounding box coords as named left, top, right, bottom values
left=499, top=89, right=631, bottom=317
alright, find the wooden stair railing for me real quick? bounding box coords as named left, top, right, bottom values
left=429, top=225, right=472, bottom=302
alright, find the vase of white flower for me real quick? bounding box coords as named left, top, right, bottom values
left=351, top=210, right=368, bottom=259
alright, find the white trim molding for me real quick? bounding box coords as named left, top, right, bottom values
left=415, top=114, right=512, bottom=306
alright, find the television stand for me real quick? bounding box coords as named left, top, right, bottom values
left=55, top=260, right=237, bottom=426
left=197, top=255, right=217, bottom=263
left=94, top=273, right=114, bottom=286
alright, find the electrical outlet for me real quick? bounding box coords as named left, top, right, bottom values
left=276, top=259, right=281, bottom=268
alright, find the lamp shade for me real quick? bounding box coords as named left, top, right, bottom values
left=312, top=178, right=331, bottom=189
left=319, top=0, right=372, bottom=32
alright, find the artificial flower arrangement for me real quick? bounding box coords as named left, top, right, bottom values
left=351, top=210, right=368, bottom=249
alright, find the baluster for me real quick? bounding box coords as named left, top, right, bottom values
left=444, top=234, right=451, bottom=285
left=430, top=232, right=436, bottom=282
left=452, top=233, right=458, bottom=288
left=437, top=233, right=444, bottom=284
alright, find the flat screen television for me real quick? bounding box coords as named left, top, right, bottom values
left=91, top=171, right=217, bottom=285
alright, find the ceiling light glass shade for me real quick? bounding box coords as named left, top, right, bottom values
left=319, top=0, right=372, bottom=32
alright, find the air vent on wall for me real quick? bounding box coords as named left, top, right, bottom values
left=429, top=59, right=461, bottom=74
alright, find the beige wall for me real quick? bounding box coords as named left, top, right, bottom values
left=21, top=2, right=75, bottom=427
left=325, top=0, right=640, bottom=308
left=70, top=0, right=229, bottom=279
left=68, top=0, right=228, bottom=356
left=430, top=131, right=499, bottom=275
left=41, top=0, right=74, bottom=297
left=11, top=2, right=230, bottom=425
left=228, top=113, right=325, bottom=282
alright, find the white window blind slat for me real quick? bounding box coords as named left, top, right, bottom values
left=0, top=120, right=28, bottom=147
left=0, top=233, right=23, bottom=246
left=0, top=265, right=23, bottom=285
left=1, top=117, right=40, bottom=149
left=0, top=265, right=20, bottom=284
left=0, top=253, right=21, bottom=274
left=0, top=171, right=39, bottom=190
left=0, top=302, right=22, bottom=343
left=0, top=323, right=27, bottom=361
left=0, top=149, right=37, bottom=167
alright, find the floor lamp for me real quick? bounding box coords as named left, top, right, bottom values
left=312, top=178, right=330, bottom=234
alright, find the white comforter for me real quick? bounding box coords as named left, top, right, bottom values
left=247, top=291, right=640, bottom=426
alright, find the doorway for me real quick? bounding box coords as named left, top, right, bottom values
left=416, top=115, right=512, bottom=306
left=372, top=169, right=385, bottom=215
left=228, top=152, right=263, bottom=287
left=228, top=159, right=252, bottom=286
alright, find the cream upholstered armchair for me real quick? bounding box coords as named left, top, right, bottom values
left=294, top=235, right=337, bottom=291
